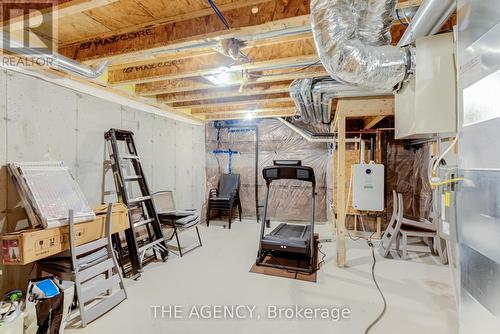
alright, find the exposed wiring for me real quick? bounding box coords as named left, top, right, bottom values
left=395, top=9, right=409, bottom=27
left=432, top=136, right=458, bottom=175
left=430, top=177, right=465, bottom=187
left=428, top=136, right=459, bottom=187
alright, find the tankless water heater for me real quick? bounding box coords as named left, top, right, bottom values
left=352, top=164, right=385, bottom=211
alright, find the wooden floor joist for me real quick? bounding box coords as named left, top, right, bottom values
left=57, top=0, right=271, bottom=47
left=108, top=38, right=318, bottom=85
left=58, top=0, right=311, bottom=62
left=191, top=100, right=295, bottom=115
left=203, top=108, right=297, bottom=120
left=136, top=66, right=327, bottom=96
left=172, top=93, right=291, bottom=109
left=155, top=80, right=292, bottom=102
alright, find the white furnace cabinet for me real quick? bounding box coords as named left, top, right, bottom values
left=352, top=164, right=385, bottom=212
left=395, top=33, right=457, bottom=139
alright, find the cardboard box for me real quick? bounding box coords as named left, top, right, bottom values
left=1, top=204, right=129, bottom=265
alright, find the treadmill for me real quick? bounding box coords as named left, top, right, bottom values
left=256, top=160, right=315, bottom=273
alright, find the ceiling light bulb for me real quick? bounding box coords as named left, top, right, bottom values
left=244, top=112, right=255, bottom=120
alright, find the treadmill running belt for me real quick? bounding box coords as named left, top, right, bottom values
left=268, top=223, right=308, bottom=239
left=262, top=223, right=311, bottom=252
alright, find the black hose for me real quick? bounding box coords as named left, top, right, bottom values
left=365, top=241, right=387, bottom=334
left=346, top=229, right=387, bottom=334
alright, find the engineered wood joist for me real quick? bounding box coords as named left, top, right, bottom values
left=58, top=0, right=311, bottom=61
left=203, top=108, right=297, bottom=120
left=190, top=100, right=295, bottom=114
left=107, top=37, right=318, bottom=85
left=155, top=80, right=292, bottom=102
left=172, top=93, right=291, bottom=109
left=108, top=31, right=313, bottom=70
left=136, top=66, right=327, bottom=96
left=57, top=0, right=270, bottom=46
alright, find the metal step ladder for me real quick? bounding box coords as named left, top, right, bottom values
left=104, top=128, right=168, bottom=278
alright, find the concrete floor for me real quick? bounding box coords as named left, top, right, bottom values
left=66, top=220, right=458, bottom=334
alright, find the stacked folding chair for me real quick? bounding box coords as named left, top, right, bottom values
left=206, top=173, right=242, bottom=229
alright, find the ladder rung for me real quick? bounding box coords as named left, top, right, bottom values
left=121, top=154, right=139, bottom=160
left=133, top=218, right=154, bottom=228
left=129, top=196, right=151, bottom=204
left=138, top=238, right=166, bottom=253
left=124, top=175, right=142, bottom=181
left=103, top=191, right=116, bottom=195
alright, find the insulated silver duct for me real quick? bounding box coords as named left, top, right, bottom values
left=355, top=0, right=396, bottom=45
left=291, top=78, right=391, bottom=124
left=397, top=0, right=456, bottom=47
left=290, top=79, right=309, bottom=122
left=311, top=0, right=415, bottom=90
left=315, top=82, right=390, bottom=123
left=1, top=34, right=109, bottom=78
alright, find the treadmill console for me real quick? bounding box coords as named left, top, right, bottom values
left=263, top=163, right=315, bottom=186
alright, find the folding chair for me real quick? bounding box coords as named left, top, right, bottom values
left=152, top=191, right=202, bottom=257
left=378, top=190, right=403, bottom=258
left=38, top=204, right=127, bottom=328
left=206, top=173, right=242, bottom=229
left=395, top=194, right=447, bottom=262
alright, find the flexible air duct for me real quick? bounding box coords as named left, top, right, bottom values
left=1, top=34, right=109, bottom=78
left=311, top=0, right=415, bottom=90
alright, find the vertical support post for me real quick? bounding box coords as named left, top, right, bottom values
left=376, top=129, right=383, bottom=240
left=376, top=216, right=382, bottom=239
left=336, top=111, right=346, bottom=267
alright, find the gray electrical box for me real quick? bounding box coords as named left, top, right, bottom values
left=437, top=166, right=459, bottom=243
left=352, top=164, right=385, bottom=211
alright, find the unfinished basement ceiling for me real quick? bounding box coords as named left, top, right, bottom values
left=8, top=0, right=446, bottom=122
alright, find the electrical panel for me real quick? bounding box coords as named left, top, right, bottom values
left=352, top=164, right=385, bottom=211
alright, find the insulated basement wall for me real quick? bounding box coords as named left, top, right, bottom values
left=0, top=68, right=205, bottom=292
left=206, top=119, right=329, bottom=222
